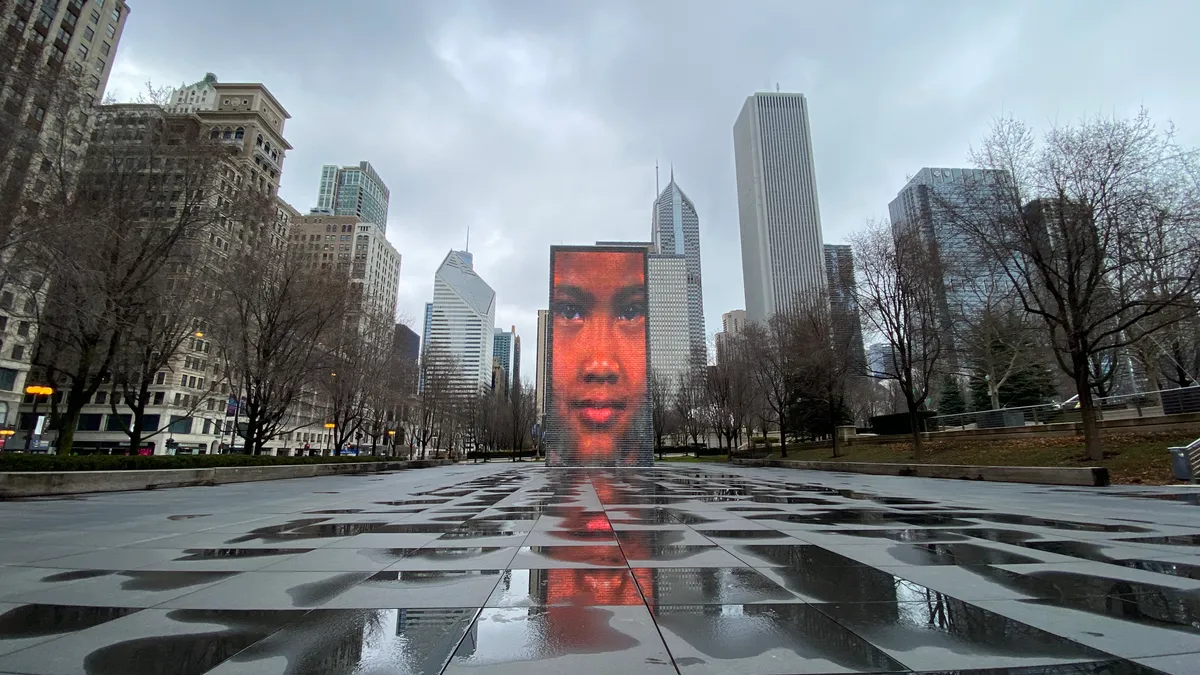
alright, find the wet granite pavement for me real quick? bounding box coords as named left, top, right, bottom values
left=0, top=464, right=1199, bottom=674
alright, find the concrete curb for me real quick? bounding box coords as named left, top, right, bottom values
left=731, top=458, right=1109, bottom=487
left=0, top=459, right=452, bottom=498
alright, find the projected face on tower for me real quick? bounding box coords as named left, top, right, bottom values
left=545, top=247, right=652, bottom=467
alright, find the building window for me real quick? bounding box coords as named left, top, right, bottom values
left=95, top=390, right=107, bottom=404
left=16, top=322, right=29, bottom=337
left=95, top=57, right=105, bottom=71
left=0, top=293, right=10, bottom=310
left=155, top=371, right=165, bottom=385
left=9, top=345, right=22, bottom=361
left=90, top=9, right=100, bottom=23
left=77, top=44, right=89, bottom=59
left=0, top=368, right=17, bottom=392
left=234, top=127, right=244, bottom=140
left=153, top=391, right=164, bottom=405
left=99, top=40, right=109, bottom=55
left=110, top=8, right=120, bottom=23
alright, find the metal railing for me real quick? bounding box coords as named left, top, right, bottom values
left=1169, top=437, right=1200, bottom=484
left=930, top=386, right=1199, bottom=431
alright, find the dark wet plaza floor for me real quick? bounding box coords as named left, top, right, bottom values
left=1, top=463, right=1200, bottom=674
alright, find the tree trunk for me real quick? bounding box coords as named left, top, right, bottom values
left=904, top=390, right=923, bottom=461
left=989, top=383, right=1001, bottom=411
left=778, top=412, right=787, bottom=458
left=1073, top=363, right=1103, bottom=461
left=829, top=397, right=840, bottom=458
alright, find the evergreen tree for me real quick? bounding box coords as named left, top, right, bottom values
left=936, top=375, right=968, bottom=416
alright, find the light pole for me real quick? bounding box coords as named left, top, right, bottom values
left=323, top=422, right=335, bottom=456
left=24, top=385, right=54, bottom=452
left=387, top=428, right=396, bottom=457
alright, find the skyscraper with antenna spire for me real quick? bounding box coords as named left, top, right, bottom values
left=650, top=167, right=707, bottom=376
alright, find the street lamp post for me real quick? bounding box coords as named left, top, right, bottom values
left=23, top=385, right=54, bottom=452
left=323, top=422, right=335, bottom=456
left=387, top=429, right=396, bottom=457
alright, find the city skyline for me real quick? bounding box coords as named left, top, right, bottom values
left=102, top=1, right=1200, bottom=379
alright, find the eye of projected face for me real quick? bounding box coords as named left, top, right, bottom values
left=555, top=301, right=585, bottom=321
left=617, top=300, right=646, bottom=322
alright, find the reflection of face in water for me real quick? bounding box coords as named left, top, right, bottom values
left=550, top=251, right=648, bottom=465
left=540, top=505, right=648, bottom=613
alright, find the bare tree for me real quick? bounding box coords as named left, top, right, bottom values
left=105, top=263, right=225, bottom=454
left=951, top=110, right=1200, bottom=459
left=852, top=219, right=944, bottom=459
left=792, top=289, right=857, bottom=457
left=507, top=379, right=536, bottom=459
left=648, top=370, right=674, bottom=457
left=216, top=248, right=349, bottom=455
left=32, top=109, right=240, bottom=454
left=673, top=370, right=708, bottom=450
left=743, top=311, right=805, bottom=457
left=705, top=343, right=753, bottom=455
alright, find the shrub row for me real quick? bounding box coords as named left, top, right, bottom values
left=0, top=454, right=401, bottom=473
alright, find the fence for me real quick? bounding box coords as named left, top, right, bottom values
left=930, top=386, right=1200, bottom=431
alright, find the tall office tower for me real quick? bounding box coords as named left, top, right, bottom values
left=511, top=331, right=521, bottom=391
left=733, top=92, right=826, bottom=324
left=289, top=213, right=401, bottom=322
left=722, top=309, right=747, bottom=334
left=868, top=342, right=897, bottom=379
left=888, top=167, right=1012, bottom=323
left=421, top=303, right=434, bottom=358
left=0, top=0, right=132, bottom=430
left=648, top=254, right=691, bottom=391
left=316, top=161, right=390, bottom=232
left=714, top=309, right=747, bottom=365
left=393, top=324, right=420, bottom=363
left=823, top=244, right=867, bottom=374
left=651, top=172, right=706, bottom=373
left=427, top=250, right=496, bottom=396
left=535, top=309, right=549, bottom=420
left=493, top=327, right=514, bottom=398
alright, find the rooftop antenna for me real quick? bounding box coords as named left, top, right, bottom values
left=776, top=82, right=780, bottom=92
left=670, top=162, right=674, bottom=183
left=465, top=225, right=470, bottom=252
left=655, top=160, right=659, bottom=196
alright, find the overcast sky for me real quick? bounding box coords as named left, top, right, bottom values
left=106, top=1, right=1200, bottom=380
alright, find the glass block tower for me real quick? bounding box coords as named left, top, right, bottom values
left=316, top=161, right=390, bottom=232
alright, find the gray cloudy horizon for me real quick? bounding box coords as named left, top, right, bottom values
left=105, top=1, right=1200, bottom=380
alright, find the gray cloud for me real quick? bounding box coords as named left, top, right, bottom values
left=107, top=0, right=1200, bottom=379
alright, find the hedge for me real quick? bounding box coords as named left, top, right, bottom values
left=0, top=454, right=403, bottom=473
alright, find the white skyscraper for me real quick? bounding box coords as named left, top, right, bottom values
left=427, top=251, right=496, bottom=395
left=651, top=172, right=706, bottom=372
left=648, top=255, right=690, bottom=391
left=734, top=92, right=825, bottom=324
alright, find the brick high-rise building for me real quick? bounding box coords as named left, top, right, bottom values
left=0, top=0, right=132, bottom=432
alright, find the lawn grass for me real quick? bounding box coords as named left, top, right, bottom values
left=761, top=431, right=1195, bottom=485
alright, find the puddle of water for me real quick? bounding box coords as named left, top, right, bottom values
left=694, top=530, right=791, bottom=540
left=0, top=604, right=140, bottom=639
left=82, top=609, right=308, bottom=675
left=176, top=548, right=312, bottom=560
left=220, top=608, right=477, bottom=675
left=166, top=515, right=209, bottom=521
left=118, top=571, right=238, bottom=592
left=651, top=603, right=904, bottom=671
left=40, top=570, right=112, bottom=583
left=286, top=572, right=369, bottom=607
